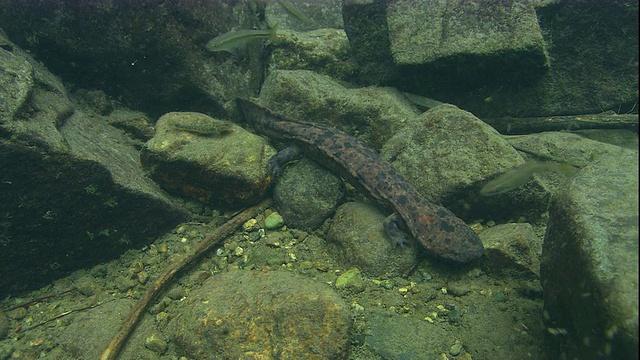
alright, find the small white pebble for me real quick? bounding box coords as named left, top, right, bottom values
left=234, top=246, right=244, bottom=256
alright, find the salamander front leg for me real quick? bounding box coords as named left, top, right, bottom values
left=384, top=213, right=413, bottom=248
left=267, top=145, right=303, bottom=178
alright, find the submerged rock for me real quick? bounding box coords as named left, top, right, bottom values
left=541, top=149, right=638, bottom=359
left=169, top=269, right=351, bottom=359
left=327, top=202, right=421, bottom=278
left=141, top=112, right=275, bottom=208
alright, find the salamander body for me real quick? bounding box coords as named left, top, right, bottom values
left=238, top=99, right=483, bottom=263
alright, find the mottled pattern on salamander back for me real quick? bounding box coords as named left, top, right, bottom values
left=238, top=98, right=484, bottom=263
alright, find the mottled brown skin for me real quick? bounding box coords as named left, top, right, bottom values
left=238, top=99, right=484, bottom=263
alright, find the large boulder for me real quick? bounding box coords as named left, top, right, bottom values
left=0, top=29, right=191, bottom=297
left=169, top=269, right=352, bottom=359
left=0, top=0, right=267, bottom=117
left=342, top=0, right=638, bottom=118
left=141, top=111, right=274, bottom=208
left=541, top=149, right=638, bottom=359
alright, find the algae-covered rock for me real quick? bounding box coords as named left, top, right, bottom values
left=258, top=69, right=420, bottom=150
left=381, top=104, right=546, bottom=221
left=335, top=267, right=365, bottom=292
left=169, top=269, right=351, bottom=359
left=269, top=28, right=355, bottom=81
left=327, top=202, right=421, bottom=278
left=273, top=159, right=344, bottom=230
left=264, top=211, right=285, bottom=230
left=0, top=1, right=267, bottom=116
left=141, top=112, right=275, bottom=207
left=0, top=33, right=191, bottom=296
left=481, top=223, right=542, bottom=278
left=541, top=149, right=638, bottom=359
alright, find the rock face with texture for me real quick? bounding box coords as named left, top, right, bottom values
left=387, top=0, right=548, bottom=75
left=273, top=159, right=345, bottom=230
left=169, top=269, right=352, bottom=359
left=480, top=223, right=542, bottom=278
left=541, top=149, right=638, bottom=359
left=382, top=104, right=523, bottom=203
left=0, top=1, right=266, bottom=117
left=381, top=103, right=547, bottom=222
left=0, top=32, right=191, bottom=296
left=343, top=0, right=548, bottom=90
left=342, top=0, right=637, bottom=118
left=141, top=112, right=275, bottom=208
left=258, top=69, right=420, bottom=150
left=327, top=202, right=421, bottom=278
left=269, top=28, right=355, bottom=81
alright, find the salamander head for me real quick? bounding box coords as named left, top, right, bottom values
left=412, top=205, right=484, bottom=263
left=426, top=224, right=484, bottom=263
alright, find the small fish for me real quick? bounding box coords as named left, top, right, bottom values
left=401, top=92, right=444, bottom=110
left=480, top=161, right=577, bottom=196
left=277, top=0, right=314, bottom=25
left=206, top=24, right=278, bottom=53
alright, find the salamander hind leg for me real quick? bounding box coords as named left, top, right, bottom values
left=384, top=213, right=413, bottom=248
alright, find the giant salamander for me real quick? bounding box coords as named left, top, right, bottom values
left=238, top=98, right=484, bottom=263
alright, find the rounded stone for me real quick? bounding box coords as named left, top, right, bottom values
left=335, top=268, right=365, bottom=292
left=273, top=159, right=344, bottom=230
left=169, top=269, right=351, bottom=359
left=144, top=330, right=168, bottom=354
left=327, top=202, right=421, bottom=278
left=264, top=212, right=285, bottom=229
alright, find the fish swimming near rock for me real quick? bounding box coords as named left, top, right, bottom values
left=238, top=98, right=484, bottom=263
left=206, top=24, right=278, bottom=53
left=277, top=0, right=314, bottom=26
left=480, top=161, right=577, bottom=196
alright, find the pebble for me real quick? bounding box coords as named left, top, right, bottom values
left=242, top=218, right=258, bottom=232
left=145, top=330, right=168, bottom=354
left=335, top=268, right=365, bottom=292
left=167, top=286, right=186, bottom=300
left=449, top=340, right=463, bottom=356
left=0, top=344, right=14, bottom=359
left=377, top=279, right=396, bottom=290
left=137, top=271, right=149, bottom=284
left=264, top=212, right=285, bottom=230
left=447, top=282, right=471, bottom=297
left=265, top=232, right=285, bottom=247
left=492, top=291, right=509, bottom=302
left=7, top=307, right=27, bottom=320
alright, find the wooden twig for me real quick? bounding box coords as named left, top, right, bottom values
left=24, top=301, right=111, bottom=331
left=4, top=288, right=77, bottom=312
left=100, top=198, right=272, bottom=360
left=482, top=112, right=638, bottom=135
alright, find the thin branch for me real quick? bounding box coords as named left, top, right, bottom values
left=482, top=112, right=638, bottom=135
left=100, top=198, right=271, bottom=360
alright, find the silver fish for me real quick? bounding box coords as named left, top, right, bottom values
left=206, top=25, right=278, bottom=53
left=480, top=161, right=577, bottom=196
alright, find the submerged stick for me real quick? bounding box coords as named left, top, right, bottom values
left=482, top=112, right=638, bottom=134
left=100, top=199, right=272, bottom=360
